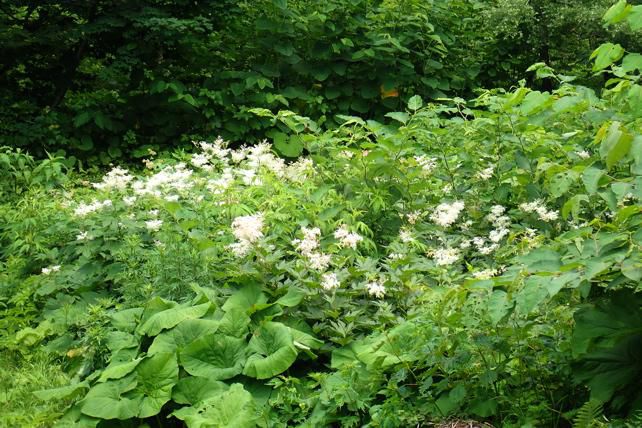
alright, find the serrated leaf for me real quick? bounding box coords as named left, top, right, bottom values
left=407, top=95, right=423, bottom=111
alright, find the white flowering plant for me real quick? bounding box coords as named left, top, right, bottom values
left=2, top=17, right=642, bottom=425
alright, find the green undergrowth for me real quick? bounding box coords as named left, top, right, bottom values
left=0, top=3, right=642, bottom=427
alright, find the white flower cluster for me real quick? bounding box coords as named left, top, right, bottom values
left=414, top=155, right=438, bottom=174
left=132, top=163, right=193, bottom=197
left=472, top=268, right=500, bottom=280
left=191, top=153, right=213, bottom=171
left=472, top=236, right=498, bottom=255
left=41, top=265, right=61, bottom=275
left=432, top=247, right=460, bottom=266
left=285, top=158, right=314, bottom=183
left=321, top=272, right=340, bottom=291
left=93, top=167, right=133, bottom=191
left=365, top=281, right=386, bottom=298
left=197, top=138, right=230, bottom=160
left=145, top=219, right=163, bottom=232
left=486, top=205, right=511, bottom=243
left=74, top=199, right=112, bottom=217
left=430, top=201, right=465, bottom=227
left=228, top=213, right=265, bottom=257
left=575, top=150, right=591, bottom=159
left=206, top=168, right=234, bottom=195
left=520, top=200, right=559, bottom=222
left=334, top=224, right=363, bottom=249
left=399, top=228, right=414, bottom=243
left=406, top=210, right=422, bottom=224
left=476, top=165, right=494, bottom=180
left=292, top=226, right=331, bottom=271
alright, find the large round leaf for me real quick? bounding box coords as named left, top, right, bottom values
left=242, top=322, right=297, bottom=379
left=148, top=318, right=220, bottom=355
left=129, top=352, right=179, bottom=418
left=172, top=383, right=257, bottom=428
left=180, top=333, right=246, bottom=380
left=137, top=302, right=211, bottom=336
left=172, top=376, right=229, bottom=405
left=80, top=378, right=140, bottom=420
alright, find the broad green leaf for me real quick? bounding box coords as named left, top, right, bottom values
left=486, top=290, right=512, bottom=326
left=172, top=384, right=257, bottom=428
left=222, top=282, right=268, bottom=314
left=148, top=318, right=220, bottom=355
left=80, top=379, right=140, bottom=420
left=34, top=381, right=89, bottom=401
left=407, top=95, right=423, bottom=111
left=98, top=358, right=143, bottom=382
left=137, top=302, right=211, bottom=336
left=131, top=352, right=179, bottom=418
left=621, top=252, right=642, bottom=281
left=519, top=90, right=550, bottom=115
left=622, top=53, right=642, bottom=74
left=590, top=43, right=625, bottom=71
left=172, top=377, right=229, bottom=405
left=518, top=248, right=562, bottom=272
left=582, top=166, right=605, bottom=195
left=515, top=276, right=549, bottom=315
left=385, top=111, right=410, bottom=124
left=599, top=122, right=633, bottom=169
left=562, top=194, right=589, bottom=220
left=217, top=308, right=251, bottom=338
left=243, top=322, right=297, bottom=379
left=627, top=5, right=642, bottom=30
left=180, top=333, right=246, bottom=380
left=275, top=287, right=304, bottom=307
left=105, top=331, right=138, bottom=352
left=603, top=0, right=631, bottom=24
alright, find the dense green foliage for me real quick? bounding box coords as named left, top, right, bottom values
left=2, top=0, right=642, bottom=162
left=2, top=1, right=642, bottom=427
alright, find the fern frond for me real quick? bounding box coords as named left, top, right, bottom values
left=573, top=399, right=603, bottom=428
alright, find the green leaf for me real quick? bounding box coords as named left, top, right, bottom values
left=172, top=377, right=229, bottom=405
left=621, top=252, right=642, bottom=282
left=520, top=91, right=550, bottom=115
left=385, top=111, right=410, bottom=124
left=34, top=382, right=89, bottom=401
left=172, top=383, right=257, bottom=428
left=73, top=112, right=92, bottom=128
left=518, top=248, right=562, bottom=272
left=603, top=0, right=631, bottom=24
left=622, top=53, right=642, bottom=74
left=486, top=290, right=512, bottom=326
left=243, top=322, right=297, bottom=379
left=222, top=282, right=269, bottom=314
left=599, top=122, right=633, bottom=169
left=407, top=95, right=423, bottom=111
left=582, top=166, right=605, bottom=195
left=627, top=5, right=642, bottom=30
left=515, top=276, right=549, bottom=315
left=148, top=318, right=220, bottom=355
left=131, top=352, right=179, bottom=418
left=275, top=287, right=304, bottom=307
left=590, top=43, right=625, bottom=71
left=98, top=358, right=144, bottom=382
left=137, top=302, right=211, bottom=336
left=80, top=379, right=140, bottom=420
left=180, top=333, right=246, bottom=380
left=562, top=194, right=589, bottom=220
